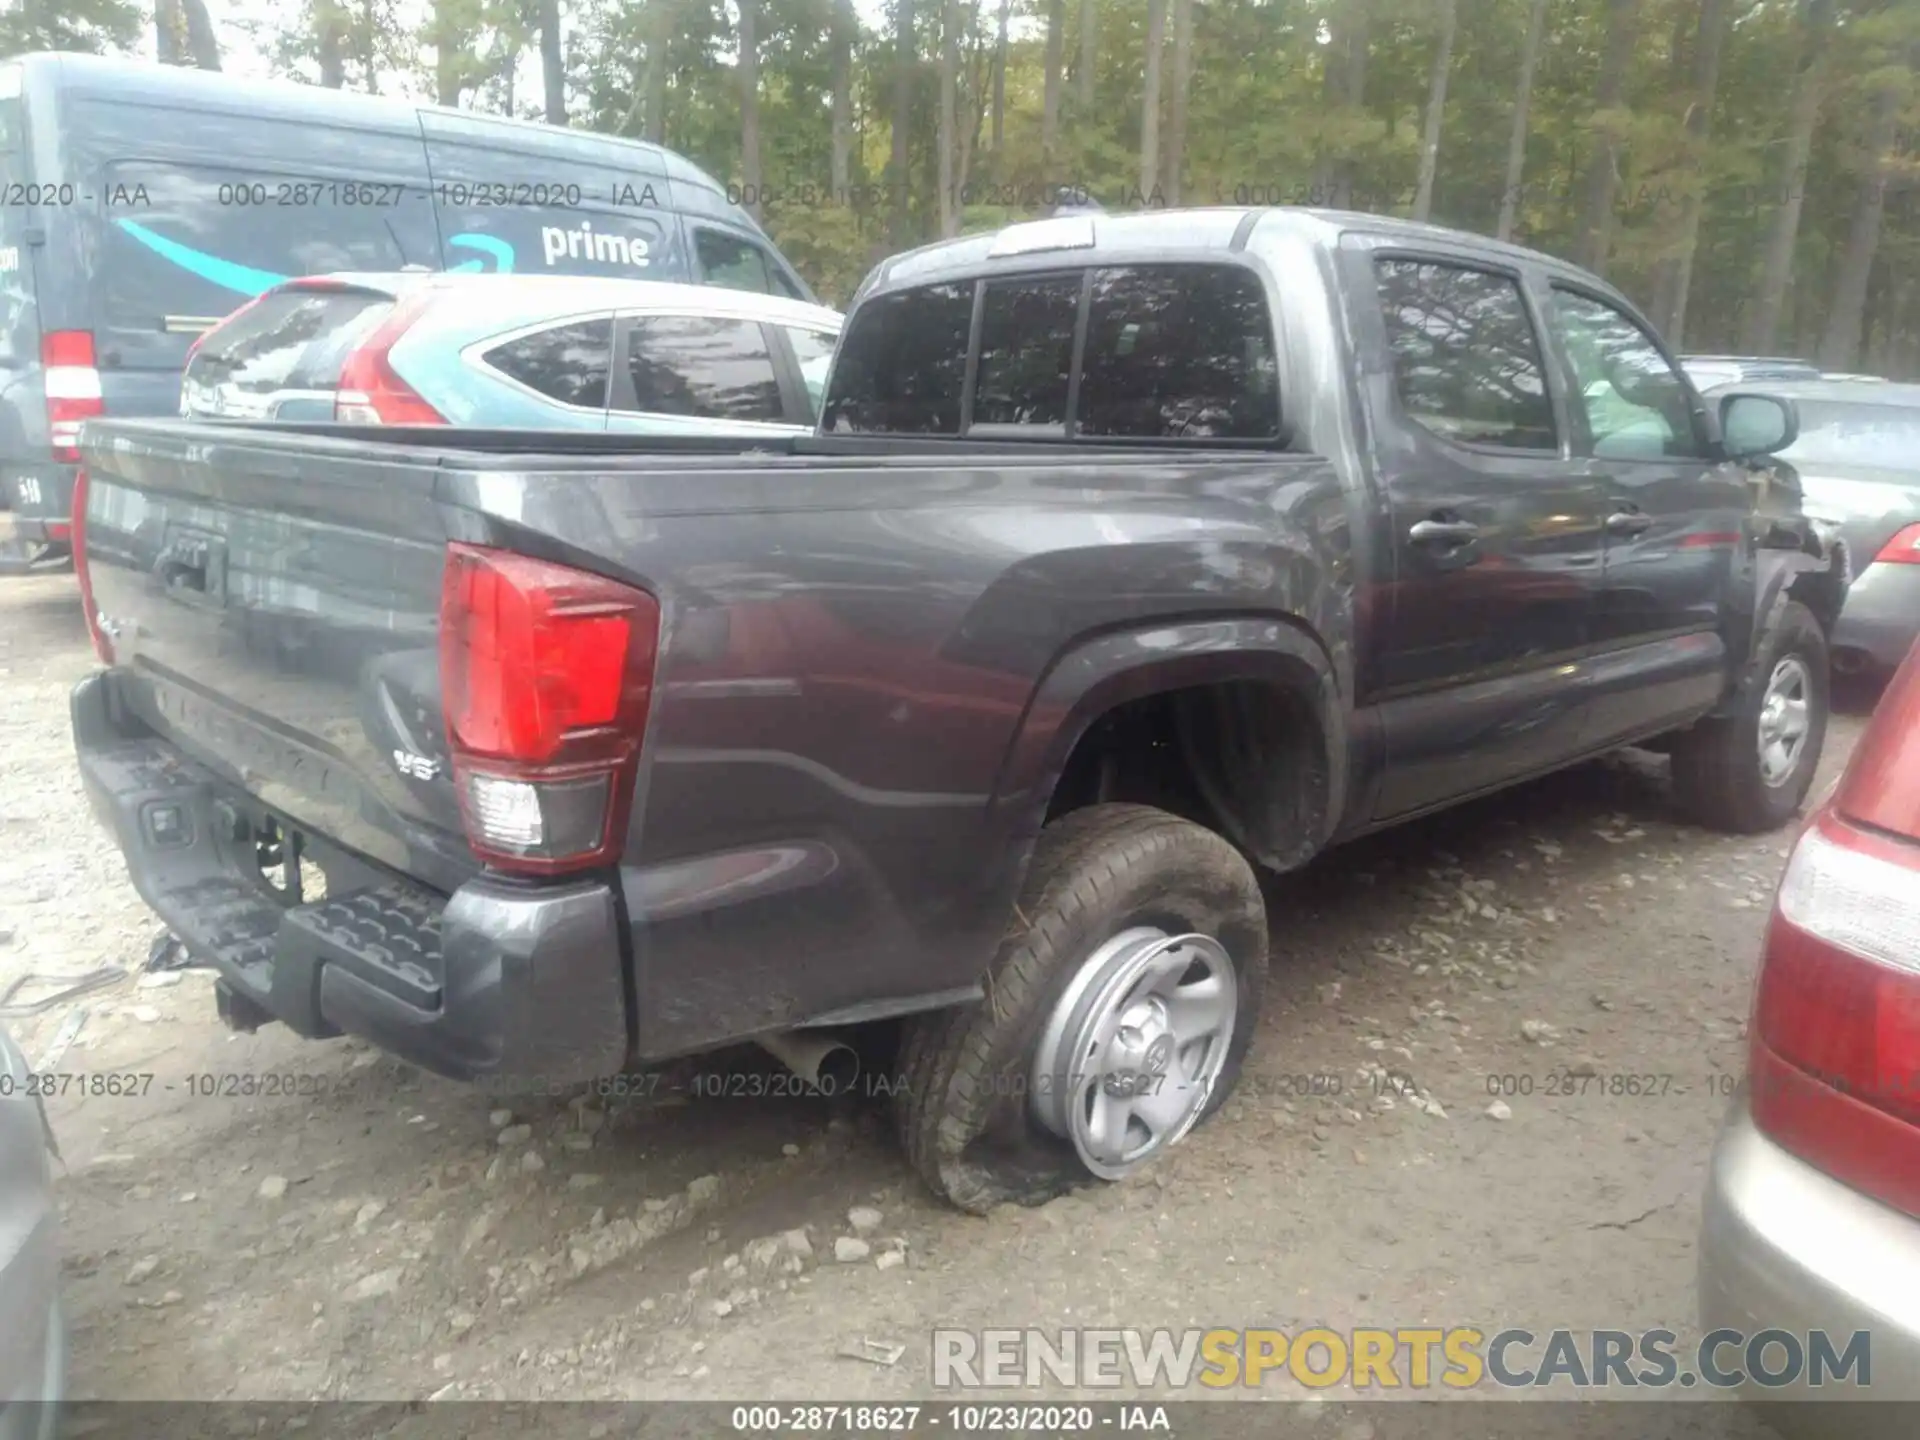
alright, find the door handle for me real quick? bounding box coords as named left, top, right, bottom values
left=1409, top=518, right=1481, bottom=546
left=1605, top=510, right=1655, bottom=536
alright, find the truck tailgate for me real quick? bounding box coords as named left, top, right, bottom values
left=77, top=422, right=474, bottom=894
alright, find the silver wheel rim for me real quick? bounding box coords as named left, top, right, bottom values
left=1029, top=926, right=1238, bottom=1182
left=1757, top=655, right=1813, bottom=787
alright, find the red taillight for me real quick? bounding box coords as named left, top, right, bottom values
left=43, top=330, right=103, bottom=463
left=336, top=291, right=445, bottom=426
left=1750, top=808, right=1920, bottom=1217
left=1875, top=522, right=1920, bottom=566
left=71, top=467, right=112, bottom=665
left=438, top=543, right=659, bottom=876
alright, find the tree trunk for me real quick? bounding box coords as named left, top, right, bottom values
left=360, top=0, right=377, bottom=92
left=539, top=0, right=564, bottom=124
left=1649, top=0, right=1727, bottom=346
left=1076, top=0, right=1095, bottom=117
left=991, top=0, right=1009, bottom=155
left=643, top=0, right=671, bottom=143
left=432, top=0, right=462, bottom=105
left=1139, top=0, right=1166, bottom=202
left=739, top=0, right=763, bottom=220
left=1574, top=0, right=1642, bottom=275
left=891, top=0, right=914, bottom=246
left=1411, top=0, right=1455, bottom=222
left=156, top=0, right=183, bottom=63
left=1817, top=59, right=1905, bottom=370
left=316, top=0, right=347, bottom=88
left=938, top=0, right=958, bottom=235
left=1041, top=0, right=1065, bottom=165
left=1496, top=0, right=1548, bottom=240
left=831, top=0, right=854, bottom=195
left=1164, top=0, right=1192, bottom=204
left=1742, top=0, right=1834, bottom=354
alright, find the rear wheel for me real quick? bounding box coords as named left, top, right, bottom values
left=1671, top=600, right=1829, bottom=833
left=896, top=803, right=1267, bottom=1213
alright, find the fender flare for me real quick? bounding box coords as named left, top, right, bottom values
left=983, top=614, right=1348, bottom=869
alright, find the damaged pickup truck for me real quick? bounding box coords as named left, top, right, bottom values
left=69, top=207, right=1843, bottom=1211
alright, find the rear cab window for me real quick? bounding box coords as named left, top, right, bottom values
left=822, top=263, right=1281, bottom=442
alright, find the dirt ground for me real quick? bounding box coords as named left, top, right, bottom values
left=0, top=567, right=1871, bottom=1428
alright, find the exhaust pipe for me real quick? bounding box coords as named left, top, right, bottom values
left=757, top=1029, right=861, bottom=1094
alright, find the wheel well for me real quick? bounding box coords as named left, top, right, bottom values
left=1045, top=679, right=1329, bottom=873
left=1788, top=557, right=1846, bottom=640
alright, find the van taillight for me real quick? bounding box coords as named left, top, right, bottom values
left=70, top=467, right=112, bottom=665
left=44, top=331, right=103, bottom=463
left=335, top=291, right=446, bottom=426
left=1749, top=809, right=1920, bottom=1218
left=438, top=543, right=660, bottom=876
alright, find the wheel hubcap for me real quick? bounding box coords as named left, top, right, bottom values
left=1757, top=656, right=1813, bottom=787
left=1029, top=926, right=1238, bottom=1181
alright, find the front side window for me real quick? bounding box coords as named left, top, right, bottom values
left=973, top=274, right=1081, bottom=429
left=1077, top=265, right=1281, bottom=439
left=1552, top=288, right=1704, bottom=460
left=783, top=325, right=838, bottom=421
left=695, top=229, right=775, bottom=294
left=483, top=318, right=613, bottom=409
left=822, top=282, right=973, bottom=435
left=1374, top=259, right=1557, bottom=451
left=622, top=315, right=782, bottom=422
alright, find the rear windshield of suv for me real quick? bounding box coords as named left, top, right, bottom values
left=181, top=287, right=395, bottom=416
left=822, top=262, right=1280, bottom=442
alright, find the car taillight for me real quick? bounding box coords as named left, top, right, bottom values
left=336, top=292, right=445, bottom=426
left=1749, top=808, right=1920, bottom=1218
left=1875, top=522, right=1920, bottom=565
left=44, top=330, right=103, bottom=463
left=439, top=543, right=659, bottom=876
left=70, top=467, right=112, bottom=665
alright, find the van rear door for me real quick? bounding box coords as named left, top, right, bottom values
left=0, top=61, right=49, bottom=539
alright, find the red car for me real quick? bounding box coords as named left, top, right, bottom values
left=1699, top=635, right=1920, bottom=1428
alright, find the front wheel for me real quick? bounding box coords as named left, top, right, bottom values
left=1670, top=600, right=1829, bottom=833
left=896, top=804, right=1267, bottom=1214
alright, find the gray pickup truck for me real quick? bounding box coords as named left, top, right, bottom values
left=69, top=207, right=1842, bottom=1211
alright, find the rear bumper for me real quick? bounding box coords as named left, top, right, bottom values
left=1832, top=560, right=1920, bottom=672
left=0, top=463, right=76, bottom=539
left=70, top=671, right=632, bottom=1087
left=1698, top=1099, right=1920, bottom=1434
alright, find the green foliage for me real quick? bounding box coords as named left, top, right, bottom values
left=0, top=0, right=142, bottom=57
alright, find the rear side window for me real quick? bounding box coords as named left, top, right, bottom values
left=1078, top=266, right=1281, bottom=439
left=622, top=315, right=783, bottom=422
left=483, top=318, right=614, bottom=410
left=974, top=275, right=1081, bottom=429
left=1374, top=259, right=1557, bottom=451
left=822, top=283, right=974, bottom=434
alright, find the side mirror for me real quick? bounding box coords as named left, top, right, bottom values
left=1720, top=393, right=1799, bottom=462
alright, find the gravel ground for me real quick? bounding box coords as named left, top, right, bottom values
left=0, top=568, right=1870, bottom=1429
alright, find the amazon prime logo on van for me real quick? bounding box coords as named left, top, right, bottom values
left=541, top=220, right=652, bottom=270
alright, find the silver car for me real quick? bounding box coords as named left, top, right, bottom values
left=1714, top=379, right=1920, bottom=677
left=0, top=1024, right=60, bottom=1440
